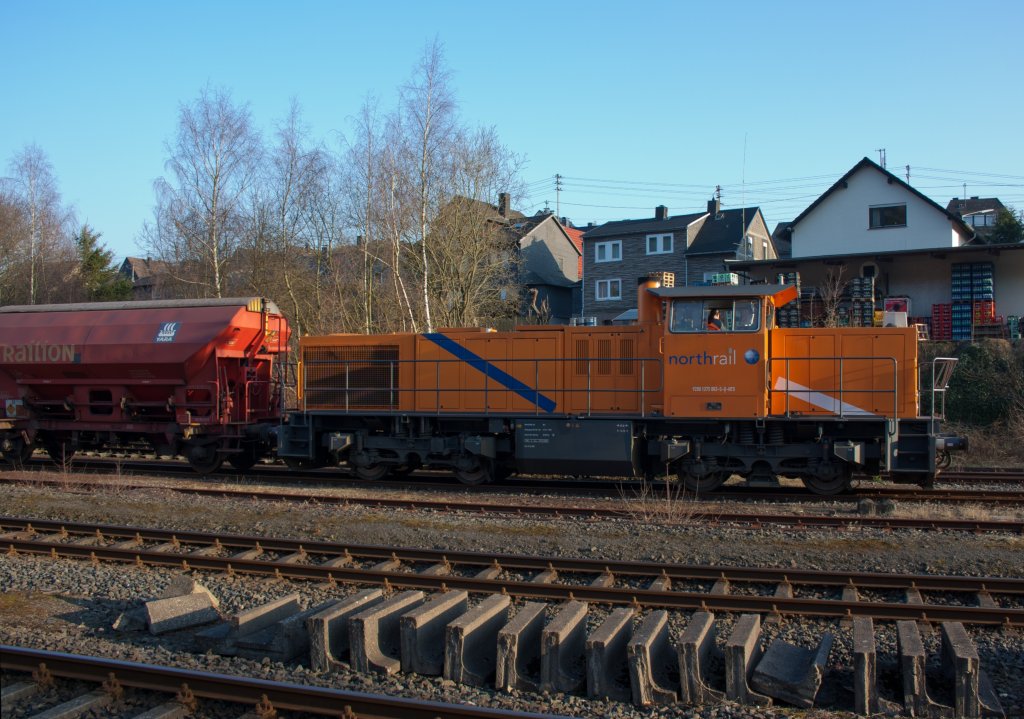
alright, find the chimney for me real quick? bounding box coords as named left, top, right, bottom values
left=707, top=197, right=720, bottom=216
left=498, top=192, right=510, bottom=218
left=655, top=205, right=668, bottom=220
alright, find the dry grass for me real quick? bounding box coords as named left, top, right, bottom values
left=0, top=591, right=72, bottom=630
left=619, top=480, right=701, bottom=525
left=945, top=421, right=1024, bottom=469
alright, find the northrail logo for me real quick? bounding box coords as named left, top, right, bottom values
left=154, top=322, right=180, bottom=343
left=668, top=348, right=736, bottom=366
left=668, top=348, right=762, bottom=367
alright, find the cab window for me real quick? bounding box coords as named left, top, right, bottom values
left=669, top=299, right=761, bottom=333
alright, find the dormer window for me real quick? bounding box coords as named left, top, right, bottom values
left=869, top=204, right=907, bottom=229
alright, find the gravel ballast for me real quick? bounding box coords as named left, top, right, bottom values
left=1, top=480, right=1022, bottom=718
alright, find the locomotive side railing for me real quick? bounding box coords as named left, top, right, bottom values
left=767, top=355, right=899, bottom=432
left=299, top=356, right=664, bottom=417
left=928, top=357, right=958, bottom=420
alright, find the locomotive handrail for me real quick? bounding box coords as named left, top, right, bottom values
left=928, top=357, right=958, bottom=420
left=301, top=356, right=665, bottom=417
left=767, top=355, right=899, bottom=426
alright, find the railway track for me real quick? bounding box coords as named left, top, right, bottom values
left=2, top=475, right=1021, bottom=533
left=2, top=516, right=1021, bottom=626
left=0, top=645, right=556, bottom=718
left=12, top=455, right=1024, bottom=499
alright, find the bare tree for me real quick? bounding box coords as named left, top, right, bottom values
left=402, top=38, right=456, bottom=333
left=2, top=145, right=76, bottom=304
left=148, top=86, right=262, bottom=298
left=818, top=265, right=847, bottom=328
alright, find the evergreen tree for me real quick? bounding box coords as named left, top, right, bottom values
left=990, top=207, right=1024, bottom=244
left=75, top=225, right=132, bottom=301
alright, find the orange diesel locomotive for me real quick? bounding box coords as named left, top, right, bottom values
left=278, top=273, right=963, bottom=494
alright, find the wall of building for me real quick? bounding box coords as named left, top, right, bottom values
left=792, top=169, right=966, bottom=257
left=738, top=247, right=1024, bottom=323
left=519, top=218, right=580, bottom=286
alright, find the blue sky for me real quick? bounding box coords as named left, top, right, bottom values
left=3, top=0, right=1022, bottom=260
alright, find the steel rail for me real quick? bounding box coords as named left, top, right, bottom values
left=1, top=477, right=1020, bottom=533
left=17, top=457, right=1024, bottom=490
left=7, top=472, right=1024, bottom=505
left=2, top=517, right=1021, bottom=625
left=0, top=645, right=562, bottom=719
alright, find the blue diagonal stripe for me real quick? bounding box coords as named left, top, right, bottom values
left=423, top=333, right=557, bottom=413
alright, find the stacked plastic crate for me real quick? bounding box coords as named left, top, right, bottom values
left=848, top=277, right=875, bottom=327
left=775, top=272, right=801, bottom=327
left=950, top=262, right=996, bottom=340
left=930, top=303, right=952, bottom=340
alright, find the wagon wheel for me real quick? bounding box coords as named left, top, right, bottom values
left=44, top=441, right=76, bottom=467
left=678, top=460, right=726, bottom=494
left=354, top=464, right=389, bottom=481
left=227, top=444, right=260, bottom=472
left=186, top=443, right=224, bottom=475
left=454, top=457, right=492, bottom=486
left=1, top=438, right=34, bottom=468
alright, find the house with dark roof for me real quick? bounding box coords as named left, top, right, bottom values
left=119, top=256, right=171, bottom=300
left=581, top=199, right=775, bottom=323
left=945, top=196, right=1008, bottom=242
left=780, top=157, right=974, bottom=259
left=434, top=193, right=581, bottom=324
left=729, top=160, right=1024, bottom=327
left=508, top=211, right=582, bottom=323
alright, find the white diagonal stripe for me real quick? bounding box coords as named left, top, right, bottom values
left=774, top=377, right=874, bottom=416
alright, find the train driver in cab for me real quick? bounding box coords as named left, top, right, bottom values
left=707, top=309, right=723, bottom=331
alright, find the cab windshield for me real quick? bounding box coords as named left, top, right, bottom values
left=670, top=298, right=761, bottom=333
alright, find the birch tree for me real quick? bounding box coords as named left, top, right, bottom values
left=2, top=145, right=76, bottom=304
left=148, top=86, right=261, bottom=298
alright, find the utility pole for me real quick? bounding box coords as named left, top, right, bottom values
left=905, top=165, right=911, bottom=183
left=876, top=148, right=886, bottom=169
left=555, top=174, right=562, bottom=217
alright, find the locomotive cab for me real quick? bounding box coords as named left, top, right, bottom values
left=641, top=274, right=961, bottom=494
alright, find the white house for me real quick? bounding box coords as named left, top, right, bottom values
left=788, top=157, right=974, bottom=258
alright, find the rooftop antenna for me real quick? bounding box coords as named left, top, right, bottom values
left=876, top=148, right=886, bottom=169
left=742, top=133, right=748, bottom=258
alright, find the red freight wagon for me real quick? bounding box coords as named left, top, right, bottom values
left=0, top=298, right=289, bottom=472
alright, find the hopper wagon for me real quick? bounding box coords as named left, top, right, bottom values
left=0, top=298, right=289, bottom=472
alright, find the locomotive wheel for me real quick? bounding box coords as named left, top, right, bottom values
left=354, top=464, right=389, bottom=481
left=454, top=458, right=492, bottom=486
left=678, top=461, right=726, bottom=493
left=803, top=463, right=853, bottom=496
left=186, top=444, right=224, bottom=474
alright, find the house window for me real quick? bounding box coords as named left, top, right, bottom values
left=595, top=241, right=621, bottom=263
left=595, top=279, right=621, bottom=301
left=869, top=204, right=907, bottom=229
left=646, top=234, right=673, bottom=255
